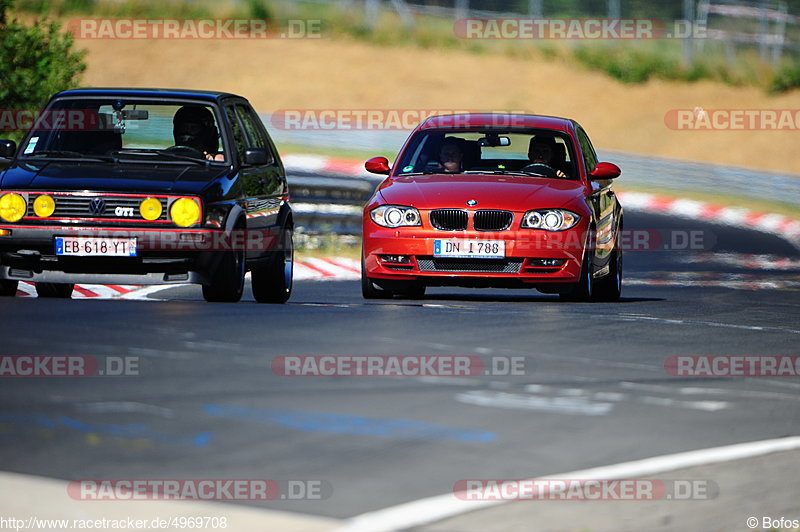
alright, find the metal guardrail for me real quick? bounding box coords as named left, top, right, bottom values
left=287, top=172, right=383, bottom=235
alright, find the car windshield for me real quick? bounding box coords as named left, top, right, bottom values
left=17, top=98, right=228, bottom=164
left=395, top=129, right=577, bottom=180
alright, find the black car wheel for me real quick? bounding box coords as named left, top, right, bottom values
left=36, top=282, right=74, bottom=298
left=0, top=280, right=18, bottom=297
left=361, top=256, right=392, bottom=299
left=252, top=228, right=293, bottom=304
left=593, top=244, right=622, bottom=302
left=560, top=249, right=594, bottom=302
left=202, top=229, right=245, bottom=303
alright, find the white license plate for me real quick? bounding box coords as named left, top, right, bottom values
left=433, top=239, right=505, bottom=258
left=55, top=236, right=137, bottom=257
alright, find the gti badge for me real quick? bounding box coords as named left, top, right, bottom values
left=88, top=198, right=106, bottom=216
left=466, top=199, right=478, bottom=206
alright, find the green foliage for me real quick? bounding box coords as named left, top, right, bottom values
left=0, top=0, right=87, bottom=141
left=770, top=61, right=800, bottom=93
left=246, top=0, right=272, bottom=21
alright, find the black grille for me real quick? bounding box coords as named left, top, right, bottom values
left=430, top=209, right=468, bottom=231
left=417, top=257, right=523, bottom=273
left=29, top=195, right=168, bottom=220
left=474, top=210, right=513, bottom=231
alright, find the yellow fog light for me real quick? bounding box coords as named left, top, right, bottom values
left=0, top=193, right=26, bottom=222
left=140, top=197, right=163, bottom=221
left=33, top=195, right=56, bottom=218
left=169, top=198, right=201, bottom=227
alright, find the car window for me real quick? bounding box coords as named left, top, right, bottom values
left=395, top=129, right=576, bottom=179
left=18, top=99, right=226, bottom=162
left=224, top=105, right=247, bottom=163
left=235, top=105, right=266, bottom=149
left=577, top=126, right=599, bottom=175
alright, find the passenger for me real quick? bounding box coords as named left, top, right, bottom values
left=527, top=136, right=567, bottom=178
left=172, top=106, right=224, bottom=161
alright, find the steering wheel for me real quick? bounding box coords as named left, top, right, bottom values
left=520, top=163, right=558, bottom=178
left=165, top=145, right=205, bottom=159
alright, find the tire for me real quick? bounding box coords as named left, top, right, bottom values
left=593, top=245, right=622, bottom=302
left=560, top=250, right=594, bottom=302
left=252, top=228, right=293, bottom=304
left=361, top=256, right=392, bottom=299
left=0, top=280, right=18, bottom=297
left=35, top=282, right=74, bottom=298
left=202, top=229, right=245, bottom=303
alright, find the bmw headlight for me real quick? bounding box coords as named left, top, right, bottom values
left=370, top=205, right=421, bottom=228
left=521, top=209, right=580, bottom=231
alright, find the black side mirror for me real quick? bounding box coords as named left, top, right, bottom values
left=0, top=140, right=16, bottom=159
left=243, top=147, right=271, bottom=166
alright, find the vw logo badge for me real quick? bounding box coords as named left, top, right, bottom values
left=466, top=199, right=478, bottom=206
left=88, top=198, right=106, bottom=216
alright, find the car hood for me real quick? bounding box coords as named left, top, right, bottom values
left=0, top=160, right=231, bottom=196
left=377, top=173, right=588, bottom=211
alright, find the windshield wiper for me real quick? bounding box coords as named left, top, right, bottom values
left=23, top=150, right=114, bottom=162
left=111, top=149, right=210, bottom=166
left=462, top=170, right=544, bottom=177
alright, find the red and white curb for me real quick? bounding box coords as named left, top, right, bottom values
left=14, top=258, right=362, bottom=298
left=615, top=191, right=800, bottom=247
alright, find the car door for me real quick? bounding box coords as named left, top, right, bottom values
left=223, top=101, right=285, bottom=261
left=576, top=125, right=616, bottom=269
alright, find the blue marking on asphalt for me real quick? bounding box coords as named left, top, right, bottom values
left=203, top=404, right=495, bottom=443
left=0, top=411, right=211, bottom=447
left=0, top=412, right=56, bottom=428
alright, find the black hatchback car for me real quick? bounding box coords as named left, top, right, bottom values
left=0, top=88, right=293, bottom=303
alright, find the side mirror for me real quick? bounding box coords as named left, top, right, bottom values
left=590, top=162, right=621, bottom=180
left=365, top=156, right=391, bottom=175
left=243, top=147, right=270, bottom=166
left=0, top=140, right=16, bottom=159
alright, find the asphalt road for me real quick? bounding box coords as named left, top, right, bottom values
left=0, top=212, right=798, bottom=520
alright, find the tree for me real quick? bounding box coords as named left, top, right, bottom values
left=0, top=0, right=86, bottom=141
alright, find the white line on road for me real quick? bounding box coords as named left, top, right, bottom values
left=334, top=435, right=800, bottom=532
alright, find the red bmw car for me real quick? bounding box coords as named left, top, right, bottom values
left=361, top=113, right=623, bottom=301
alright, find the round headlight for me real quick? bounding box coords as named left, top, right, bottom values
left=0, top=193, right=26, bottom=222
left=385, top=208, right=403, bottom=226
left=140, top=197, right=163, bottom=221
left=524, top=212, right=542, bottom=228
left=33, top=195, right=55, bottom=218
left=543, top=212, right=562, bottom=229
left=169, top=198, right=201, bottom=227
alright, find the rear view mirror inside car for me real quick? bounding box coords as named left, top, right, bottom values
left=479, top=135, right=510, bottom=147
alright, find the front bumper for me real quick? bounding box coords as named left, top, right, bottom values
left=0, top=225, right=228, bottom=285
left=363, top=223, right=589, bottom=288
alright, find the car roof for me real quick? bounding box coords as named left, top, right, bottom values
left=418, top=113, right=575, bottom=132
left=53, top=88, right=244, bottom=103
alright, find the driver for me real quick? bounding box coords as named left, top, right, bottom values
left=528, top=136, right=567, bottom=178
left=172, top=106, right=223, bottom=161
